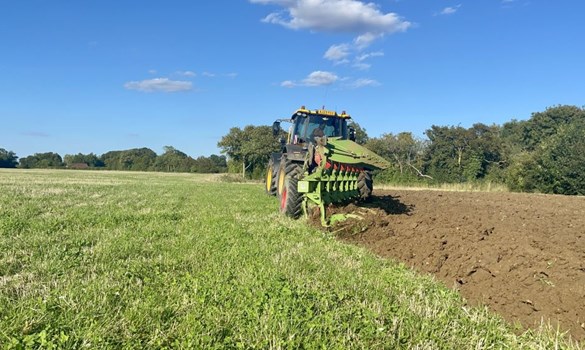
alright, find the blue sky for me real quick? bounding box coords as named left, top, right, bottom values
left=1, top=0, right=584, bottom=158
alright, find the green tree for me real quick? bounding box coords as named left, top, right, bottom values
left=502, top=105, right=585, bottom=152
left=101, top=148, right=157, bottom=171
left=463, top=153, right=483, bottom=181
left=422, top=124, right=504, bottom=183
left=208, top=154, right=227, bottom=171
left=64, top=153, right=104, bottom=167
left=0, top=148, right=18, bottom=168
left=348, top=121, right=369, bottom=145
left=505, top=151, right=540, bottom=192
left=366, top=132, right=428, bottom=182
left=218, top=125, right=281, bottom=178
left=467, top=123, right=505, bottom=180
left=502, top=105, right=585, bottom=193
left=191, top=156, right=214, bottom=173
left=19, top=152, right=63, bottom=169
left=153, top=146, right=194, bottom=173
left=423, top=126, right=471, bottom=182
left=508, top=121, right=585, bottom=195
left=191, top=154, right=227, bottom=173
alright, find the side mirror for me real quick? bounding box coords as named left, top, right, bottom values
left=349, top=127, right=356, bottom=142
left=272, top=121, right=281, bottom=137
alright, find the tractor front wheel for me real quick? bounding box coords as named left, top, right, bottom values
left=279, top=162, right=303, bottom=218
left=265, top=158, right=277, bottom=196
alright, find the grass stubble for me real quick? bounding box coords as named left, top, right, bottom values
left=0, top=169, right=580, bottom=349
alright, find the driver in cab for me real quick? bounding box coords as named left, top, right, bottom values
left=311, top=124, right=326, bottom=142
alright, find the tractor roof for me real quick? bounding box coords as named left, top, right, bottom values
left=293, top=106, right=351, bottom=119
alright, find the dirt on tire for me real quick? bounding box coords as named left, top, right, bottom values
left=314, top=189, right=585, bottom=340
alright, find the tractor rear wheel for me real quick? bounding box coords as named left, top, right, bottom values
left=277, top=157, right=287, bottom=196
left=265, top=158, right=277, bottom=196
left=358, top=170, right=373, bottom=201
left=279, top=162, right=303, bottom=218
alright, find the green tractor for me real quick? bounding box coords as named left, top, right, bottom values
left=265, top=106, right=390, bottom=226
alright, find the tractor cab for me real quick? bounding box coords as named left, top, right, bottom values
left=272, top=107, right=354, bottom=146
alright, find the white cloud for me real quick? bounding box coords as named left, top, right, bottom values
left=251, top=0, right=410, bottom=35
left=252, top=0, right=409, bottom=70
left=281, top=72, right=380, bottom=89
left=124, top=78, right=193, bottom=92
left=262, top=12, right=287, bottom=25
left=324, top=44, right=385, bottom=70
left=354, top=32, right=380, bottom=49
left=177, top=70, right=196, bottom=77
left=356, top=51, right=384, bottom=62
left=302, top=71, right=339, bottom=86
left=322, top=33, right=385, bottom=70
left=148, top=69, right=157, bottom=74
left=348, top=51, right=384, bottom=70
left=202, top=72, right=216, bottom=77
left=353, top=62, right=371, bottom=70
left=281, top=71, right=339, bottom=88
left=350, top=78, right=380, bottom=88
left=324, top=44, right=351, bottom=62
left=281, top=80, right=296, bottom=88
left=436, top=5, right=461, bottom=16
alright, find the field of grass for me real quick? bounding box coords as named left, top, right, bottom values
left=0, top=169, right=579, bottom=349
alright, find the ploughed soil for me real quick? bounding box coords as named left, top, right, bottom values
left=314, top=189, right=585, bottom=340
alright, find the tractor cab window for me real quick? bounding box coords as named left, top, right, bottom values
left=292, top=115, right=348, bottom=144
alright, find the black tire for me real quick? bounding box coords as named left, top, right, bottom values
left=265, top=158, right=277, bottom=196
left=358, top=170, right=373, bottom=201
left=278, top=162, right=303, bottom=218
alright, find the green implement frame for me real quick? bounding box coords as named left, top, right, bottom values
left=297, top=137, right=390, bottom=226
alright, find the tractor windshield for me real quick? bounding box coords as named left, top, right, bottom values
left=292, top=115, right=348, bottom=144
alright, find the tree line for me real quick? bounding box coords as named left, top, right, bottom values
left=0, top=146, right=227, bottom=173
left=2, top=105, right=583, bottom=195
left=368, top=105, right=585, bottom=196
left=365, top=105, right=585, bottom=195
left=216, top=105, right=585, bottom=195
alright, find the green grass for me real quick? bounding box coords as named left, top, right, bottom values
left=0, top=169, right=579, bottom=349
